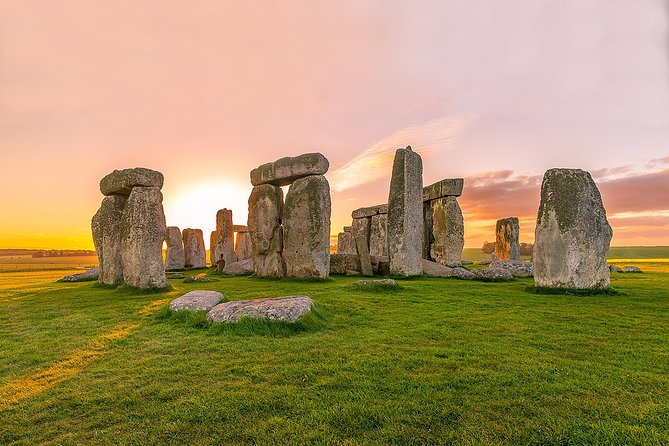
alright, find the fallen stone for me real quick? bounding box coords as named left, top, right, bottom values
left=283, top=175, right=331, bottom=278
left=609, top=265, right=623, bottom=273
left=223, top=258, right=254, bottom=276
left=388, top=146, right=424, bottom=277
left=473, top=266, right=514, bottom=281
left=248, top=184, right=285, bottom=277
left=121, top=186, right=168, bottom=289
left=624, top=265, right=642, bottom=273
left=99, top=167, right=164, bottom=196
left=182, top=228, right=207, bottom=269
left=533, top=168, right=612, bottom=289
left=250, top=153, right=329, bottom=187
left=92, top=195, right=127, bottom=285
left=170, top=290, right=224, bottom=312
left=352, top=279, right=398, bottom=287
left=165, top=226, right=185, bottom=271
left=422, top=178, right=464, bottom=201
left=495, top=217, right=520, bottom=261
left=62, top=267, right=100, bottom=282
left=207, top=296, right=314, bottom=323
left=490, top=260, right=533, bottom=278
left=422, top=259, right=474, bottom=279
left=183, top=275, right=219, bottom=283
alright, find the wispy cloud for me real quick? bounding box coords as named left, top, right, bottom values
left=330, top=114, right=477, bottom=192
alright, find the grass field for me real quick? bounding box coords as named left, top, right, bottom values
left=1, top=261, right=668, bottom=445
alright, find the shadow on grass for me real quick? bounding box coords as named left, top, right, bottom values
left=526, top=286, right=624, bottom=296
left=154, top=304, right=329, bottom=337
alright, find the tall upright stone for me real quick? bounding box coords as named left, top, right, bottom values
left=430, top=197, right=464, bottom=266
left=235, top=230, right=253, bottom=261
left=369, top=213, right=388, bottom=257
left=495, top=217, right=520, bottom=261
left=92, top=195, right=127, bottom=285
left=183, top=228, right=206, bottom=269
left=533, top=168, right=613, bottom=289
left=209, top=231, right=220, bottom=265
left=351, top=217, right=371, bottom=253
left=283, top=175, right=331, bottom=278
left=387, top=146, right=423, bottom=276
left=337, top=231, right=354, bottom=254
left=248, top=184, right=285, bottom=277
left=165, top=226, right=185, bottom=270
left=121, top=187, right=168, bottom=289
left=214, top=209, right=236, bottom=266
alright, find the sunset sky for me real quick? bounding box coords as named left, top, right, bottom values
left=1, top=0, right=668, bottom=250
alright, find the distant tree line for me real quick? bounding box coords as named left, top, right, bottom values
left=32, top=250, right=97, bottom=258
left=481, top=242, right=533, bottom=256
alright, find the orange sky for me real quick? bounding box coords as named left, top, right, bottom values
left=0, top=1, right=668, bottom=249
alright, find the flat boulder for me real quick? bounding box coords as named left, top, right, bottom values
left=62, top=267, right=100, bottom=282
left=223, top=258, right=254, bottom=276
left=206, top=296, right=314, bottom=323
left=609, top=265, right=623, bottom=273
left=352, top=279, right=398, bottom=287
left=624, top=265, right=642, bottom=273
left=250, top=153, right=329, bottom=187
left=473, top=266, right=513, bottom=281
left=100, top=167, right=164, bottom=196
left=170, top=290, right=224, bottom=312
left=422, top=259, right=474, bottom=279
left=423, top=178, right=464, bottom=201
left=490, top=260, right=533, bottom=278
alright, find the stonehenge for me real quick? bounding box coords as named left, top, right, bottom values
left=248, top=153, right=331, bottom=278
left=388, top=146, right=424, bottom=277
left=495, top=217, right=520, bottom=261
left=533, top=168, right=612, bottom=289
left=423, top=179, right=465, bottom=267
left=336, top=226, right=355, bottom=255
left=165, top=226, right=185, bottom=270
left=183, top=228, right=206, bottom=269
left=92, top=168, right=168, bottom=289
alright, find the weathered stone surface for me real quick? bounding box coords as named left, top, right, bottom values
left=170, top=290, right=224, bottom=312
left=235, top=232, right=253, bottom=261
left=422, top=259, right=474, bottom=279
left=232, top=225, right=248, bottom=233
left=329, top=253, right=362, bottom=275
left=165, top=226, right=185, bottom=271
left=223, top=258, right=254, bottom=276
left=609, top=265, right=623, bottom=273
left=337, top=231, right=354, bottom=254
left=473, top=266, right=514, bottom=281
left=423, top=178, right=464, bottom=201
left=351, top=217, right=371, bottom=253
left=624, top=265, right=642, bottom=273
left=490, top=260, right=533, bottom=278
left=343, top=226, right=352, bottom=233
left=533, top=168, right=612, bottom=289
left=355, top=231, right=374, bottom=276
left=183, top=275, right=219, bottom=283
left=182, top=228, right=207, bottom=269
left=369, top=213, right=388, bottom=257
left=207, top=296, right=314, bottom=323
left=210, top=231, right=220, bottom=266
left=248, top=184, right=285, bottom=277
left=62, top=267, right=100, bottom=282
left=429, top=196, right=464, bottom=267
left=282, top=175, right=331, bottom=278
left=495, top=217, right=520, bottom=261
left=92, top=195, right=127, bottom=285
left=388, top=146, right=424, bottom=277
left=100, top=167, right=164, bottom=196
left=250, top=153, right=329, bottom=187
left=121, top=187, right=168, bottom=289
left=352, top=279, right=398, bottom=287
left=351, top=204, right=388, bottom=219
left=213, top=209, right=236, bottom=266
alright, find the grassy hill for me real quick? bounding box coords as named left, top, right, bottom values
left=1, top=266, right=668, bottom=444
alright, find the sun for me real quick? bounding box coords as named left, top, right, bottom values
left=162, top=181, right=252, bottom=249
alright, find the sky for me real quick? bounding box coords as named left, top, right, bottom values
left=0, top=0, right=667, bottom=250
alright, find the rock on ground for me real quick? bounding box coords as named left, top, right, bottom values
left=422, top=259, right=474, bottom=279
left=182, top=228, right=207, bottom=269
left=489, top=260, right=533, bottom=278
left=62, top=267, right=100, bottom=282
left=429, top=196, right=464, bottom=267
left=206, top=296, right=314, bottom=323
left=609, top=265, right=623, bottom=273
left=473, top=266, right=514, bottom=281
left=165, top=226, right=185, bottom=270
left=495, top=217, right=520, bottom=261
left=283, top=175, right=331, bottom=278
left=387, top=146, right=424, bottom=277
left=533, top=168, right=612, bottom=289
left=92, top=195, right=127, bottom=285
left=352, top=279, right=398, bottom=287
left=121, top=186, right=168, bottom=289
left=624, top=266, right=642, bottom=273
left=248, top=184, right=285, bottom=277
left=99, top=167, right=164, bottom=196
left=250, top=153, right=329, bottom=187
left=170, top=290, right=224, bottom=312
left=223, top=258, right=254, bottom=276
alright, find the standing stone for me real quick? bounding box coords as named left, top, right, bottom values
left=283, top=175, right=331, bottom=278
left=495, top=217, right=520, bottom=261
left=533, top=168, right=613, bottom=289
left=351, top=217, right=371, bottom=253
left=387, top=146, right=423, bottom=276
left=248, top=184, right=285, bottom=277
left=430, top=197, right=464, bottom=266
left=182, top=228, right=206, bottom=269
left=121, top=187, right=168, bottom=289
left=165, top=226, right=185, bottom=270
left=92, top=195, right=127, bottom=285
left=355, top=232, right=374, bottom=276
left=337, top=231, right=354, bottom=254
left=369, top=213, right=388, bottom=257
left=209, top=231, right=220, bottom=265
left=215, top=209, right=237, bottom=266
left=235, top=231, right=253, bottom=261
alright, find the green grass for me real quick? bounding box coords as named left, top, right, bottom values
left=1, top=266, right=668, bottom=445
